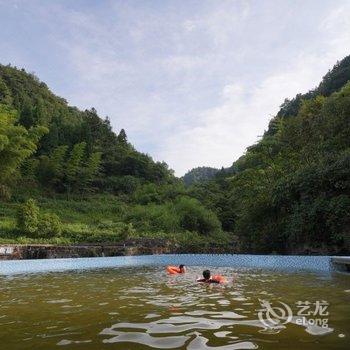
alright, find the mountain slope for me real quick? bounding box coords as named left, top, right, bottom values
left=190, top=55, right=350, bottom=254
left=0, top=64, right=174, bottom=195
left=266, top=55, right=350, bottom=135
left=183, top=167, right=219, bottom=186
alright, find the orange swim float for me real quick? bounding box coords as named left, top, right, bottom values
left=166, top=266, right=184, bottom=274
left=211, top=275, right=227, bottom=283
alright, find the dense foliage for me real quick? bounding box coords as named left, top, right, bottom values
left=16, top=199, right=62, bottom=238
left=190, top=57, right=350, bottom=254
left=0, top=63, right=176, bottom=192
left=0, top=105, right=47, bottom=198
left=183, top=167, right=219, bottom=186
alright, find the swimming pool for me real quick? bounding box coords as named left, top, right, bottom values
left=0, top=255, right=349, bottom=349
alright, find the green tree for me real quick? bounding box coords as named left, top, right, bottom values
left=175, top=196, right=221, bottom=235
left=80, top=151, right=102, bottom=192
left=38, top=213, right=62, bottom=238
left=0, top=77, right=13, bottom=105
left=65, top=142, right=86, bottom=193
left=17, top=199, right=40, bottom=235
left=0, top=104, right=47, bottom=195
left=117, top=129, right=128, bottom=145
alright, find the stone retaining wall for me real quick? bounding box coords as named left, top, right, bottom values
left=0, top=240, right=236, bottom=260
left=0, top=243, right=171, bottom=260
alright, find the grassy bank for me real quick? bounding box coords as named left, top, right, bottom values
left=0, top=194, right=233, bottom=251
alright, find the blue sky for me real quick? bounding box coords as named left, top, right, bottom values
left=1, top=0, right=349, bottom=175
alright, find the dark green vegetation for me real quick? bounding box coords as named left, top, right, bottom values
left=183, top=167, right=220, bottom=186
left=189, top=56, right=350, bottom=254
left=1, top=56, right=350, bottom=254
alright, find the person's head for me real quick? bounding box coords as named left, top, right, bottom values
left=203, top=270, right=211, bottom=280
left=179, top=264, right=185, bottom=273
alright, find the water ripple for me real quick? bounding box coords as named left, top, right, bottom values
left=0, top=264, right=348, bottom=349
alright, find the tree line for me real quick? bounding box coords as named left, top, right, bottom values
left=0, top=64, right=174, bottom=198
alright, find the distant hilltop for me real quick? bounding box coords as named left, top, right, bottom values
left=183, top=167, right=220, bottom=186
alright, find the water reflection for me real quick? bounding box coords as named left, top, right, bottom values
left=0, top=266, right=348, bottom=349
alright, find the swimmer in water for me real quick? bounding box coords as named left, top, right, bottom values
left=197, top=269, right=223, bottom=284
left=166, top=264, right=186, bottom=274
left=178, top=264, right=186, bottom=273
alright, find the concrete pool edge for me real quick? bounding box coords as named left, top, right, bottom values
left=1, top=253, right=347, bottom=275
left=331, top=256, right=350, bottom=272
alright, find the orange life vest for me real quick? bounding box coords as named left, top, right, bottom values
left=166, top=266, right=183, bottom=274
left=211, top=274, right=227, bottom=283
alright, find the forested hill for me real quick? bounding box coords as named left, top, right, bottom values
left=183, top=167, right=220, bottom=186
left=1, top=56, right=350, bottom=255
left=0, top=64, right=226, bottom=249
left=189, top=55, right=350, bottom=254
left=266, top=56, right=350, bottom=135
left=0, top=64, right=174, bottom=196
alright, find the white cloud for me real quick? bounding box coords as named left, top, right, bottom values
left=320, top=4, right=350, bottom=59
left=2, top=0, right=349, bottom=176
left=183, top=20, right=196, bottom=32
left=47, top=1, right=350, bottom=176
left=159, top=48, right=350, bottom=175
left=155, top=2, right=350, bottom=175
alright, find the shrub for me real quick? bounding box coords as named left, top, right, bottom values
left=38, top=213, right=62, bottom=238
left=60, top=220, right=135, bottom=243
left=17, top=199, right=39, bottom=234
left=96, top=220, right=136, bottom=240
left=126, top=204, right=180, bottom=233
left=174, top=196, right=221, bottom=235
left=0, top=185, right=11, bottom=201
left=133, top=183, right=161, bottom=204
left=119, top=223, right=136, bottom=240
left=104, top=176, right=141, bottom=195
left=16, top=199, right=63, bottom=238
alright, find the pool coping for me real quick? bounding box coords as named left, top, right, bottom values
left=330, top=256, right=350, bottom=273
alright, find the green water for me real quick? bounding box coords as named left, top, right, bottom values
left=0, top=266, right=349, bottom=349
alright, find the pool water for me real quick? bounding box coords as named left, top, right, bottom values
left=0, top=263, right=349, bottom=349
